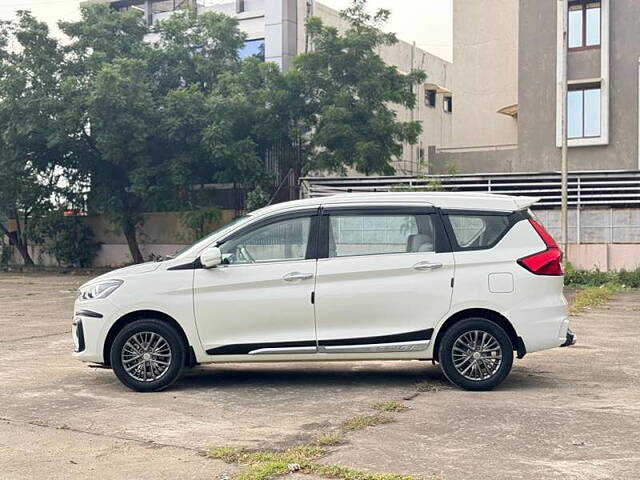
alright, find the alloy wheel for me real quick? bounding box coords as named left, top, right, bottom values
left=121, top=331, right=173, bottom=382
left=451, top=330, right=503, bottom=381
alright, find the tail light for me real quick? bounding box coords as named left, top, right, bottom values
left=517, top=219, right=564, bottom=276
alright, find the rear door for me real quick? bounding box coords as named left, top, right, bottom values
left=313, top=205, right=454, bottom=354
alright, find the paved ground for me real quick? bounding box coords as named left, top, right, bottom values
left=1, top=273, right=639, bottom=479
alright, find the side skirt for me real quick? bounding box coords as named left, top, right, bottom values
left=205, top=329, right=434, bottom=356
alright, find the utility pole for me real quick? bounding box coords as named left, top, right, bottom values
left=559, top=0, right=569, bottom=260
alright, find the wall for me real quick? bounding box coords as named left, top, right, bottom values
left=312, top=2, right=453, bottom=176
left=448, top=0, right=519, bottom=151
left=8, top=210, right=237, bottom=268
left=518, top=0, right=640, bottom=172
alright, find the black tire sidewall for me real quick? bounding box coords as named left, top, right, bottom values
left=110, top=319, right=185, bottom=392
left=439, top=318, right=514, bottom=391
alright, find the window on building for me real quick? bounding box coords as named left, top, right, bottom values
left=568, top=84, right=601, bottom=139
left=443, top=95, right=452, bottom=113
left=425, top=88, right=437, bottom=108
left=236, top=0, right=245, bottom=13
left=568, top=1, right=601, bottom=48
left=239, top=38, right=265, bottom=61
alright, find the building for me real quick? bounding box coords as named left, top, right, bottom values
left=302, top=0, right=640, bottom=270
left=433, top=0, right=640, bottom=174
left=85, top=0, right=453, bottom=176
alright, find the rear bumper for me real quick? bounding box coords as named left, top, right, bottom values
left=560, top=329, right=577, bottom=347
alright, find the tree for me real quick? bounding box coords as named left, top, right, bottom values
left=284, top=0, right=426, bottom=177
left=57, top=5, right=249, bottom=263
left=0, top=12, right=69, bottom=265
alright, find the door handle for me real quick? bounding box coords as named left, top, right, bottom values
left=413, top=261, right=443, bottom=271
left=283, top=272, right=314, bottom=282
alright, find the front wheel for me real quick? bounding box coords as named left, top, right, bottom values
left=438, top=318, right=514, bottom=391
left=110, top=319, right=185, bottom=392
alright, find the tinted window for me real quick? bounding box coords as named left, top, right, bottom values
left=329, top=214, right=435, bottom=258
left=220, top=216, right=311, bottom=264
left=447, top=214, right=511, bottom=249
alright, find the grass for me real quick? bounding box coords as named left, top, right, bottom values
left=341, top=414, right=393, bottom=431
left=313, top=433, right=347, bottom=446
left=415, top=381, right=450, bottom=393
left=208, top=444, right=419, bottom=480
left=207, top=399, right=423, bottom=480
left=373, top=401, right=409, bottom=413
left=569, top=283, right=626, bottom=315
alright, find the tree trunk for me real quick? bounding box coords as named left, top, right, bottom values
left=123, top=222, right=144, bottom=264
left=5, top=230, right=34, bottom=266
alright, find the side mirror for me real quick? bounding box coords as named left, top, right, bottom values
left=200, top=246, right=222, bottom=268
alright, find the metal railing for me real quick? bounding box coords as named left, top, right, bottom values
left=300, top=170, right=640, bottom=208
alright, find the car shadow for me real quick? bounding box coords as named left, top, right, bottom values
left=171, top=361, right=449, bottom=392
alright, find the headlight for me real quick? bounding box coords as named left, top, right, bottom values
left=78, top=280, right=123, bottom=301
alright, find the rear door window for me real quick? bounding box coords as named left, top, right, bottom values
left=328, top=214, right=434, bottom=258
left=446, top=213, right=512, bottom=250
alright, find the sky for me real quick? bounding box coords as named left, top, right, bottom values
left=320, top=0, right=452, bottom=61
left=0, top=0, right=453, bottom=61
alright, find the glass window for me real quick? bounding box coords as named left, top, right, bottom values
left=568, top=85, right=601, bottom=139
left=586, top=3, right=601, bottom=46
left=425, top=89, right=436, bottom=108
left=583, top=88, right=601, bottom=137
left=568, top=90, right=584, bottom=138
left=568, top=5, right=584, bottom=48
left=443, top=96, right=453, bottom=113
left=448, top=214, right=511, bottom=249
left=568, top=1, right=600, bottom=48
left=239, top=39, right=265, bottom=61
left=329, top=214, right=434, bottom=258
left=220, top=216, right=311, bottom=264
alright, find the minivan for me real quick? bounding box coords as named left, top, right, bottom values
left=72, top=193, right=575, bottom=392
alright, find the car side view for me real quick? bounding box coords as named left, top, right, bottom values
left=72, top=192, right=574, bottom=392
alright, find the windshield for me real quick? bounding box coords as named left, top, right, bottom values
left=171, top=215, right=252, bottom=260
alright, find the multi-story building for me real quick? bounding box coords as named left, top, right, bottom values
left=432, top=0, right=640, bottom=175
left=303, top=0, right=640, bottom=270
left=86, top=0, right=453, bottom=176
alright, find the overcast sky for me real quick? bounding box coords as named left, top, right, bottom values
left=320, top=0, right=452, bottom=61
left=0, top=0, right=452, bottom=61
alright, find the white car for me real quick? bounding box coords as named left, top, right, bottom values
left=72, top=192, right=574, bottom=392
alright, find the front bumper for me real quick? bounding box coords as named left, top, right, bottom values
left=560, top=329, right=577, bottom=347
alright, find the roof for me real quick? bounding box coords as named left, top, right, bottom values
left=251, top=192, right=539, bottom=217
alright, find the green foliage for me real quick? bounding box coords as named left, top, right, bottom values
left=180, top=207, right=222, bottom=242
left=245, top=186, right=269, bottom=211
left=564, top=263, right=640, bottom=288
left=208, top=443, right=417, bottom=480
left=0, top=12, right=71, bottom=265
left=1, top=0, right=432, bottom=266
left=32, top=212, right=101, bottom=268
left=287, top=0, right=427, bottom=176
left=569, top=283, right=626, bottom=315
left=373, top=401, right=409, bottom=413
left=341, top=414, right=393, bottom=430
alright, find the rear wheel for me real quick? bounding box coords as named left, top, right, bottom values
left=438, top=318, right=514, bottom=391
left=110, top=319, right=185, bottom=392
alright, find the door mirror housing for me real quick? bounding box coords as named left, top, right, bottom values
left=200, top=246, right=222, bottom=268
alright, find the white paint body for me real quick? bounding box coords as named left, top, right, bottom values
left=72, top=193, right=569, bottom=366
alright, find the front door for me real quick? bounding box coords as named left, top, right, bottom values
left=194, top=212, right=318, bottom=356
left=314, top=207, right=454, bottom=353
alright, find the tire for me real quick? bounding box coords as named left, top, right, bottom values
left=110, top=319, right=185, bottom=392
left=438, top=318, right=514, bottom=391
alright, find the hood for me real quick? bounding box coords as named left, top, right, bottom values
left=81, top=262, right=162, bottom=288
